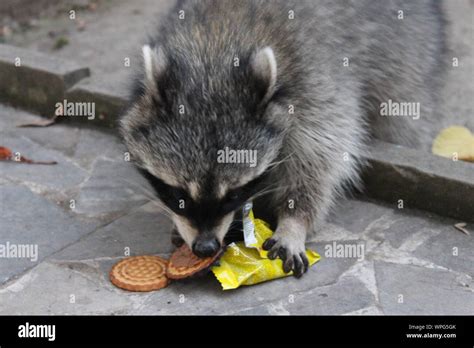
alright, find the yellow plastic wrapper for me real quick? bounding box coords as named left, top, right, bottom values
left=211, top=203, right=320, bottom=290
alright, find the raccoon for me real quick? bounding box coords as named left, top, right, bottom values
left=120, top=0, right=446, bottom=277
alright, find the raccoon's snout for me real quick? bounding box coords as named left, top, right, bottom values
left=192, top=235, right=220, bottom=258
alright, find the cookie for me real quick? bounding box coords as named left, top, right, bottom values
left=110, top=255, right=169, bottom=292
left=166, top=244, right=222, bottom=279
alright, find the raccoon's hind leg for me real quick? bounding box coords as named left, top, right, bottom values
left=366, top=90, right=439, bottom=151
left=364, top=54, right=444, bottom=151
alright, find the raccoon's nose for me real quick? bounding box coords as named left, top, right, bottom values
left=192, top=237, right=220, bottom=258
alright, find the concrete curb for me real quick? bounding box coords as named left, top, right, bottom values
left=362, top=141, right=474, bottom=222
left=0, top=44, right=90, bottom=117
left=65, top=79, right=127, bottom=129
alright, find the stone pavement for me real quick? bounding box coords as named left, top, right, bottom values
left=1, top=104, right=472, bottom=315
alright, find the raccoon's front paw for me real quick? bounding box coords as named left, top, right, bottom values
left=262, top=233, right=309, bottom=278
left=170, top=228, right=185, bottom=247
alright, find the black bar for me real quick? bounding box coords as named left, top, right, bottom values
left=0, top=315, right=472, bottom=346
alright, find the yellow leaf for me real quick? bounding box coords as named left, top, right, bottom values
left=432, top=126, right=474, bottom=162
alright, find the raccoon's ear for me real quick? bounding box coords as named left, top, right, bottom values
left=250, top=47, right=277, bottom=106
left=142, top=45, right=167, bottom=93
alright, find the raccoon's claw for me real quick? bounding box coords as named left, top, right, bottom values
left=211, top=259, right=221, bottom=267
left=170, top=228, right=185, bottom=247
left=262, top=238, right=277, bottom=251
left=262, top=238, right=309, bottom=278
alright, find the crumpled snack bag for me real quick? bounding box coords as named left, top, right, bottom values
left=432, top=126, right=474, bottom=162
left=212, top=203, right=320, bottom=290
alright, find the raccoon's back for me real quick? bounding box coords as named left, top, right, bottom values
left=155, top=0, right=445, bottom=92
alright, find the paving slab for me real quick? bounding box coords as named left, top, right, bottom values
left=0, top=104, right=81, bottom=157
left=72, top=127, right=128, bottom=170
left=0, top=185, right=97, bottom=284
left=51, top=202, right=174, bottom=261
left=413, top=226, right=473, bottom=277
left=374, top=261, right=473, bottom=315
left=355, top=203, right=446, bottom=250
left=0, top=133, right=89, bottom=193
left=72, top=158, right=150, bottom=217
left=0, top=261, right=136, bottom=315
left=327, top=199, right=394, bottom=236
left=229, top=278, right=375, bottom=315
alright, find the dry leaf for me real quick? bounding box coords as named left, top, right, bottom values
left=0, top=146, right=13, bottom=160
left=17, top=115, right=58, bottom=128
left=432, top=126, right=474, bottom=162
left=0, top=146, right=57, bottom=165
left=454, top=222, right=470, bottom=236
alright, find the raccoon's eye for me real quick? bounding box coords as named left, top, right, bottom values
left=223, top=187, right=245, bottom=204
left=232, top=170, right=270, bottom=199
left=228, top=192, right=240, bottom=201
left=138, top=168, right=190, bottom=213
left=169, top=189, right=188, bottom=207
left=220, top=190, right=244, bottom=215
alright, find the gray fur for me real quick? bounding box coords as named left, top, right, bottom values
left=120, top=0, right=446, bottom=274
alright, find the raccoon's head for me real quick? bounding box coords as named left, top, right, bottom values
left=120, top=44, right=289, bottom=257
